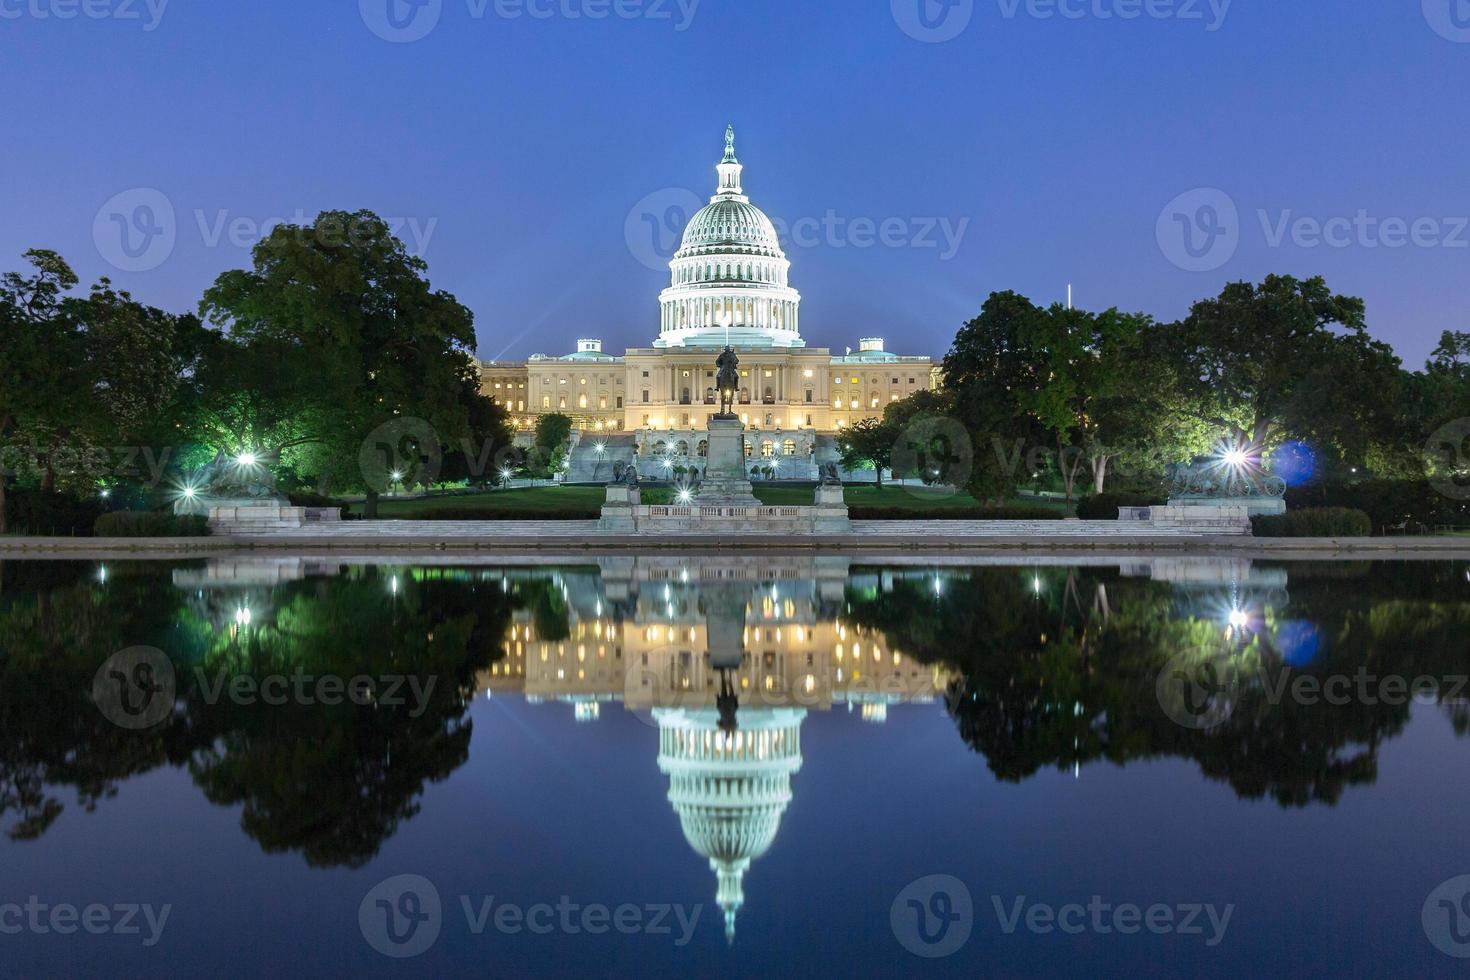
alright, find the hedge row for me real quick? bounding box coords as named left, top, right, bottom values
left=94, top=512, right=212, bottom=537
left=390, top=507, right=600, bottom=522
left=1250, top=507, right=1372, bottom=538
left=3, top=488, right=106, bottom=535
left=1287, top=479, right=1470, bottom=532
left=1075, top=491, right=1166, bottom=520
left=849, top=505, right=1066, bottom=521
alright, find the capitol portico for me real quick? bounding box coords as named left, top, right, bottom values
left=479, top=128, right=939, bottom=475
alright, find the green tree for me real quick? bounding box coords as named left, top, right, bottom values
left=200, top=211, right=477, bottom=517
left=940, top=292, right=1050, bottom=502
left=838, top=417, right=896, bottom=487
left=1166, top=275, right=1400, bottom=460
left=0, top=251, right=75, bottom=532
left=0, top=252, right=201, bottom=519
left=439, top=377, right=515, bottom=489
left=532, top=413, right=573, bottom=479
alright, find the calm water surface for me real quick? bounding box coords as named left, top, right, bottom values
left=2, top=555, right=1469, bottom=977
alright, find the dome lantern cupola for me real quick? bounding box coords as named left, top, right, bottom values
left=715, top=124, right=746, bottom=201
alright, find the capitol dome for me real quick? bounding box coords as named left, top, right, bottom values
left=655, top=706, right=806, bottom=944
left=656, top=128, right=804, bottom=349
left=678, top=198, right=784, bottom=257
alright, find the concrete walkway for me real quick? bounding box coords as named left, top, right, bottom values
left=5, top=519, right=1470, bottom=557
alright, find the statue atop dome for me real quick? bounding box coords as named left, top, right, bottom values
left=723, top=124, right=737, bottom=163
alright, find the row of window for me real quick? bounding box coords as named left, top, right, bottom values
left=540, top=395, right=625, bottom=410
left=672, top=260, right=784, bottom=284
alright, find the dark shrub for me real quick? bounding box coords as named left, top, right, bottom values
left=4, top=488, right=106, bottom=535
left=94, top=512, right=211, bottom=537
left=398, top=507, right=599, bottom=521
left=287, top=491, right=338, bottom=508
left=1076, top=491, right=1166, bottom=520
left=1286, top=479, right=1470, bottom=532
left=1251, top=507, right=1372, bottom=538
left=850, top=506, right=1066, bottom=520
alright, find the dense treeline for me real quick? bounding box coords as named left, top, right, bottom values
left=844, top=275, right=1470, bottom=523
left=0, top=211, right=512, bottom=531
left=4, top=209, right=1468, bottom=532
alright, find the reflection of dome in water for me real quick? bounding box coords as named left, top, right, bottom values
left=655, top=706, right=805, bottom=944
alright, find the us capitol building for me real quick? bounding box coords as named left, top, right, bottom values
left=479, top=128, right=939, bottom=477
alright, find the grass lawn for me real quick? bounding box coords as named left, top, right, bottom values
left=361, top=484, right=1076, bottom=519
left=752, top=484, right=974, bottom=509
left=369, top=486, right=607, bottom=518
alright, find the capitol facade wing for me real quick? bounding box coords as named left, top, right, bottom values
left=478, top=129, right=940, bottom=464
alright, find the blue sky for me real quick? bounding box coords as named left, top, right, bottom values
left=3, top=0, right=1466, bottom=365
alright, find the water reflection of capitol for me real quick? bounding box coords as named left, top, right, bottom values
left=478, top=557, right=954, bottom=941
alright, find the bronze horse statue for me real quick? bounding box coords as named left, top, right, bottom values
left=715, top=346, right=740, bottom=418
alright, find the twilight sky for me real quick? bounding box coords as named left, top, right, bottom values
left=3, top=1, right=1466, bottom=366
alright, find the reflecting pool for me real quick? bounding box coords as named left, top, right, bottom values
left=2, top=555, right=1470, bottom=976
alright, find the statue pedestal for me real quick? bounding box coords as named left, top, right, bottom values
left=1166, top=496, right=1285, bottom=517
left=206, top=498, right=307, bottom=533
left=599, top=484, right=641, bottom=531
left=813, top=484, right=851, bottom=532
left=699, top=417, right=759, bottom=506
